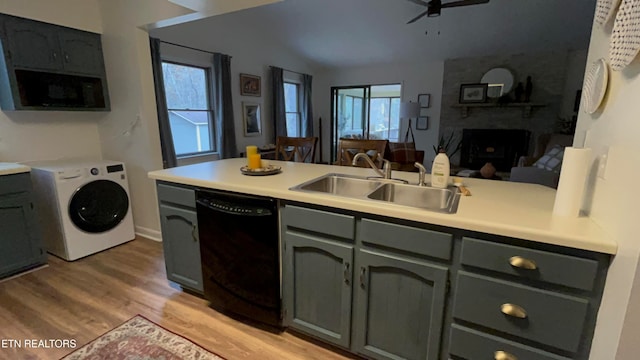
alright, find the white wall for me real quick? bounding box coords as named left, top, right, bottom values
left=150, top=14, right=320, bottom=155
left=95, top=0, right=193, bottom=240
left=315, top=61, right=445, bottom=163
left=575, top=18, right=640, bottom=360
left=0, top=0, right=104, bottom=163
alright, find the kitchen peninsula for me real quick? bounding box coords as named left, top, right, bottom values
left=149, top=158, right=616, bottom=360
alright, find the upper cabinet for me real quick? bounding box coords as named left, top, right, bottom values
left=0, top=14, right=110, bottom=111
left=4, top=18, right=62, bottom=72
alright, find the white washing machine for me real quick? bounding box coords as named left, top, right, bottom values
left=28, top=159, right=135, bottom=261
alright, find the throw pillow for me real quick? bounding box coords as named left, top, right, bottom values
left=533, top=145, right=565, bottom=172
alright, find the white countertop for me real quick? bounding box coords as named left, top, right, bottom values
left=148, top=158, right=617, bottom=255
left=0, top=162, right=30, bottom=176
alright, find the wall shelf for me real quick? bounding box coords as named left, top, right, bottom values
left=452, top=103, right=546, bottom=118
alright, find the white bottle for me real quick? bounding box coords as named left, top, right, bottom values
left=431, top=148, right=450, bottom=188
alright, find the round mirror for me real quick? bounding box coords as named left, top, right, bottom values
left=481, top=68, right=514, bottom=98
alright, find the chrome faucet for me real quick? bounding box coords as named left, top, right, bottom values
left=414, top=162, right=427, bottom=186
left=352, top=153, right=392, bottom=179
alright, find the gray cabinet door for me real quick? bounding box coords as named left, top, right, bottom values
left=284, top=232, right=353, bottom=348
left=0, top=194, right=45, bottom=277
left=58, top=29, right=104, bottom=75
left=159, top=204, right=203, bottom=293
left=4, top=18, right=62, bottom=71
left=354, top=250, right=448, bottom=360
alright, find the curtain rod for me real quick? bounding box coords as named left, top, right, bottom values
left=269, top=65, right=308, bottom=76
left=159, top=40, right=231, bottom=58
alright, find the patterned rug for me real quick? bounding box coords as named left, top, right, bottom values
left=62, top=315, right=225, bottom=359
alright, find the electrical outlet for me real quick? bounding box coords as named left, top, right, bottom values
left=597, top=146, right=609, bottom=180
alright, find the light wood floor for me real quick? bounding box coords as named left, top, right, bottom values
left=0, top=237, right=353, bottom=360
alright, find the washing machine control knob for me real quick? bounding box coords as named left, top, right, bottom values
left=90, top=168, right=99, bottom=175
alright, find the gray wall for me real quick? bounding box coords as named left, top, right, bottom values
left=440, top=50, right=584, bottom=167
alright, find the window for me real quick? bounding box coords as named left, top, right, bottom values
left=284, top=82, right=301, bottom=136
left=161, top=62, right=215, bottom=157
left=369, top=96, right=400, bottom=141
left=340, top=95, right=364, bottom=136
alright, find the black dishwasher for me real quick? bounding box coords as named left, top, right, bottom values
left=196, top=190, right=281, bottom=327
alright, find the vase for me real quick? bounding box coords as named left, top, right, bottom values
left=514, top=82, right=524, bottom=102
left=480, top=162, right=496, bottom=179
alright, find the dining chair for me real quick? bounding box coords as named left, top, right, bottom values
left=336, top=139, right=389, bottom=168
left=275, top=136, right=318, bottom=163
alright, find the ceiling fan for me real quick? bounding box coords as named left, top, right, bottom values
left=405, top=0, right=489, bottom=24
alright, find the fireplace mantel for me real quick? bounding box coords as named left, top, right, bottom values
left=452, top=102, right=546, bottom=118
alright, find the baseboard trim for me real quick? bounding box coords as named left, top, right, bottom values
left=135, top=226, right=162, bottom=242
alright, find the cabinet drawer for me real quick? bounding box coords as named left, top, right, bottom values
left=0, top=173, right=32, bottom=195
left=461, top=237, right=598, bottom=291
left=453, top=272, right=588, bottom=353
left=157, top=182, right=195, bottom=208
left=359, top=218, right=452, bottom=260
left=283, top=205, right=354, bottom=239
left=449, top=324, right=571, bottom=360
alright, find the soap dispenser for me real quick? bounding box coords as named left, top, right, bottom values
left=431, top=147, right=450, bottom=188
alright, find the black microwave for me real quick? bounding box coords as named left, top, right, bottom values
left=13, top=69, right=108, bottom=110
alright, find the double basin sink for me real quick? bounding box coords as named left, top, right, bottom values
left=290, top=173, right=461, bottom=214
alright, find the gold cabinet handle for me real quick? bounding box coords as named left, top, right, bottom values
left=509, top=256, right=537, bottom=270
left=495, top=350, right=518, bottom=360
left=500, top=303, right=527, bottom=319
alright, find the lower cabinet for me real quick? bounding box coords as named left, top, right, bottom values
left=282, top=204, right=451, bottom=360
left=0, top=173, right=45, bottom=279
left=282, top=203, right=609, bottom=360
left=156, top=182, right=203, bottom=293
left=284, top=232, right=353, bottom=348
left=353, top=250, right=448, bottom=360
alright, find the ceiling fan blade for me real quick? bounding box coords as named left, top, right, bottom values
left=407, top=9, right=430, bottom=24
left=440, top=0, right=489, bottom=9
left=405, top=0, right=430, bottom=6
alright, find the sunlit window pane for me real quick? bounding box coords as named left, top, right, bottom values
left=286, top=113, right=299, bottom=137
left=284, top=82, right=300, bottom=136
left=162, top=63, right=208, bottom=110
left=168, top=111, right=212, bottom=156
left=285, top=83, right=298, bottom=112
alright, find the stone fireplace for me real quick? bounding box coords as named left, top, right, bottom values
left=459, top=129, right=530, bottom=171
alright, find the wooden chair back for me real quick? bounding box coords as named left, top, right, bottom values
left=337, top=139, right=388, bottom=168
left=275, top=136, right=318, bottom=163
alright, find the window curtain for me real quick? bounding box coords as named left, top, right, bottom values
left=301, top=74, right=313, bottom=137
left=271, top=67, right=286, bottom=139
left=149, top=37, right=177, bottom=168
left=212, top=53, right=238, bottom=159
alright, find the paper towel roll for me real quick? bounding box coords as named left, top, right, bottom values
left=553, top=147, right=592, bottom=217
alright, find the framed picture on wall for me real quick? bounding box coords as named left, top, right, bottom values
left=416, top=117, right=429, bottom=130
left=243, top=102, right=262, bottom=136
left=459, top=84, right=488, bottom=103
left=240, top=73, right=261, bottom=97
left=418, top=94, right=430, bottom=108
left=420, top=108, right=429, bottom=117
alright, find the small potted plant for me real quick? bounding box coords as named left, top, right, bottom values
left=432, top=131, right=462, bottom=158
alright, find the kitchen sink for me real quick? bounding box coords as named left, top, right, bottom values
left=290, top=173, right=382, bottom=198
left=367, top=183, right=461, bottom=213
left=290, top=173, right=461, bottom=214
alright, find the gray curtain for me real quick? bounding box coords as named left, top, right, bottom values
left=212, top=53, right=238, bottom=159
left=149, top=37, right=177, bottom=168
left=271, top=67, right=286, bottom=139
left=301, top=74, right=313, bottom=137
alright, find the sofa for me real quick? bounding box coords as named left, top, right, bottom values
left=510, top=133, right=574, bottom=188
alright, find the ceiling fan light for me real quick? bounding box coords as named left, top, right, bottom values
left=427, top=2, right=440, bottom=17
